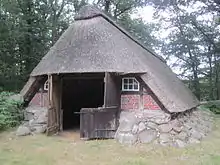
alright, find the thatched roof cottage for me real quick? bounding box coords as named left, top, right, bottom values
left=20, top=5, right=212, bottom=147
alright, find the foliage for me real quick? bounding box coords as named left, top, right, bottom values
left=0, top=92, right=23, bottom=131
left=1, top=0, right=219, bottom=101
left=202, top=100, right=220, bottom=114
left=0, top=0, right=156, bottom=92
left=146, top=0, right=220, bottom=101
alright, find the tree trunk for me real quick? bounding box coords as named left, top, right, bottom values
left=214, top=55, right=220, bottom=99
left=52, top=13, right=57, bottom=45
left=24, top=0, right=33, bottom=76
left=104, top=0, right=111, bottom=13
left=208, top=52, right=214, bottom=100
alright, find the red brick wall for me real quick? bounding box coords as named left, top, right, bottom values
left=121, top=95, right=140, bottom=110
left=143, top=94, right=161, bottom=110
left=29, top=92, right=48, bottom=107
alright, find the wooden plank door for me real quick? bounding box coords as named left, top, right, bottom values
left=80, top=108, right=118, bottom=139
left=93, top=107, right=118, bottom=139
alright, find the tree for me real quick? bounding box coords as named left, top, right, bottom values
left=0, top=0, right=158, bottom=92
left=146, top=0, right=220, bottom=100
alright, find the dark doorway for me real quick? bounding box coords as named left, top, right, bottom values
left=62, top=76, right=105, bottom=130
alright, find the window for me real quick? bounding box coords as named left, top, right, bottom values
left=122, top=77, right=139, bottom=91
left=44, top=80, right=49, bottom=91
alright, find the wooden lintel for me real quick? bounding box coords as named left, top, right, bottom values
left=62, top=76, right=104, bottom=80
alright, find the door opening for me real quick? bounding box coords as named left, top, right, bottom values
left=62, top=77, right=104, bottom=130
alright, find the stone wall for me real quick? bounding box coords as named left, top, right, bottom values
left=115, top=109, right=213, bottom=147
left=16, top=106, right=48, bottom=136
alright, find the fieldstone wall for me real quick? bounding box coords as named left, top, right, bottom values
left=16, top=106, right=48, bottom=136
left=115, top=109, right=213, bottom=147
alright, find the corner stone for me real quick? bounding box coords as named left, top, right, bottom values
left=159, top=133, right=173, bottom=146
left=139, top=129, right=157, bottom=143
left=175, top=139, right=186, bottom=148
left=138, top=122, right=147, bottom=133
left=16, top=126, right=31, bottom=136
left=158, top=123, right=172, bottom=133
left=116, top=132, right=137, bottom=144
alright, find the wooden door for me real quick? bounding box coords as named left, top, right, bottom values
left=104, top=73, right=120, bottom=107
left=80, top=107, right=118, bottom=139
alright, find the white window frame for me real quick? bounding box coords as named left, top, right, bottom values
left=122, top=77, right=140, bottom=91
left=44, top=80, right=49, bottom=91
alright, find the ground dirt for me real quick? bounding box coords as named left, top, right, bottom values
left=1, top=116, right=220, bottom=165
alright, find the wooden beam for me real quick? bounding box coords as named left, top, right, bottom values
left=103, top=72, right=120, bottom=108
left=20, top=76, right=47, bottom=105
left=47, top=74, right=61, bottom=135
left=103, top=72, right=107, bottom=108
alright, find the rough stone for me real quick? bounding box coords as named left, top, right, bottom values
left=138, top=122, right=147, bottom=133
left=152, top=119, right=169, bottom=125
left=32, top=125, right=47, bottom=134
left=190, top=129, right=203, bottom=140
left=24, top=112, right=34, bottom=121
left=175, top=139, right=186, bottom=148
left=116, top=132, right=137, bottom=144
left=171, top=120, right=183, bottom=133
left=183, top=122, right=192, bottom=130
left=140, top=110, right=171, bottom=124
left=34, top=113, right=47, bottom=124
left=17, top=106, right=48, bottom=136
left=139, top=129, right=157, bottom=143
left=118, top=120, right=134, bottom=132
left=159, top=133, right=173, bottom=145
left=16, top=126, right=31, bottom=136
left=119, top=111, right=137, bottom=124
left=29, top=119, right=37, bottom=126
left=147, top=122, right=158, bottom=130
left=173, top=126, right=183, bottom=133
left=158, top=123, right=172, bottom=133
left=115, top=109, right=213, bottom=147
left=188, top=137, right=200, bottom=144
left=170, top=130, right=178, bottom=135
left=132, top=124, right=139, bottom=134
left=175, top=131, right=188, bottom=141
left=22, top=121, right=30, bottom=127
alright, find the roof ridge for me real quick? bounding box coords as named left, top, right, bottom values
left=75, top=5, right=166, bottom=63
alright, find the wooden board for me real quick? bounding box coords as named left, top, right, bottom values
left=47, top=75, right=62, bottom=135
left=80, top=107, right=118, bottom=139
left=20, top=76, right=47, bottom=104
left=104, top=73, right=120, bottom=107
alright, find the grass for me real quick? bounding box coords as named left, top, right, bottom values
left=1, top=118, right=220, bottom=165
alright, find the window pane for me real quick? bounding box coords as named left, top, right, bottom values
left=129, top=79, right=133, bottom=83
left=129, top=84, right=133, bottom=89
left=124, top=79, right=128, bottom=83
left=134, top=85, right=138, bottom=90
left=134, top=80, right=138, bottom=85
left=124, top=84, right=128, bottom=90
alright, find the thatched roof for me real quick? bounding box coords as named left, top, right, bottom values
left=31, top=5, right=164, bottom=76
left=30, top=5, right=199, bottom=112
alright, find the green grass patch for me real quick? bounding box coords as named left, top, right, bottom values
left=0, top=117, right=220, bottom=165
